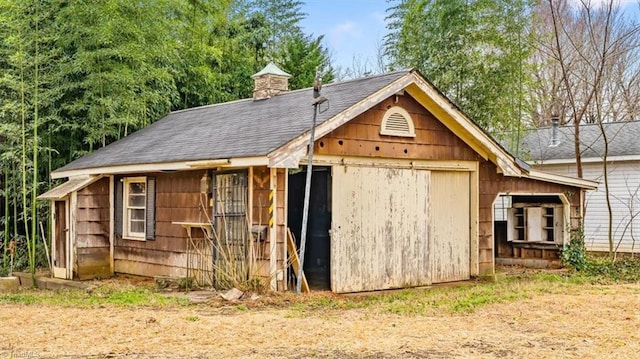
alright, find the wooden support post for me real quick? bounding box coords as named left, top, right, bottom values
left=109, top=176, right=115, bottom=275
left=269, top=168, right=277, bottom=291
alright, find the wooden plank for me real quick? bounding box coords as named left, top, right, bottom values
left=312, top=95, right=478, bottom=162
left=430, top=171, right=471, bottom=283
left=282, top=170, right=289, bottom=290
left=115, top=259, right=187, bottom=278
left=115, top=234, right=187, bottom=252
left=286, top=228, right=309, bottom=293
left=77, top=202, right=108, bottom=220
left=76, top=234, right=109, bottom=248
left=76, top=246, right=111, bottom=280
left=114, top=246, right=187, bottom=267
left=331, top=165, right=430, bottom=293
left=526, top=207, right=543, bottom=242
left=269, top=168, right=277, bottom=291
left=75, top=221, right=108, bottom=236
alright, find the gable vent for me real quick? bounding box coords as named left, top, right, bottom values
left=380, top=106, right=416, bottom=137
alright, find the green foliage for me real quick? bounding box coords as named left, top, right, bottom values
left=560, top=226, right=587, bottom=271
left=386, top=0, right=534, bottom=139
left=0, top=285, right=189, bottom=307
left=249, top=0, right=306, bottom=56
left=280, top=32, right=334, bottom=90
left=580, top=257, right=640, bottom=283
left=0, top=0, right=335, bottom=275
left=55, top=0, right=180, bottom=150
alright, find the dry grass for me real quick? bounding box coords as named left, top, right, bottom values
left=1, top=273, right=639, bottom=358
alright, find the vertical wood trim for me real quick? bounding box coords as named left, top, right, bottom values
left=248, top=167, right=254, bottom=277
left=145, top=176, right=156, bottom=240
left=507, top=208, right=516, bottom=242
left=50, top=201, right=56, bottom=275
left=109, top=176, right=115, bottom=275
left=559, top=193, right=571, bottom=247
left=470, top=165, right=479, bottom=277
left=554, top=205, right=564, bottom=244
left=69, top=192, right=77, bottom=279
left=114, top=178, right=123, bottom=237
left=282, top=170, right=289, bottom=291
left=269, top=167, right=277, bottom=291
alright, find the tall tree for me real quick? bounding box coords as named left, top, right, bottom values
left=386, top=0, right=534, bottom=145
left=280, top=32, right=334, bottom=90
left=54, top=0, right=179, bottom=155
left=533, top=0, right=640, bottom=257
left=249, top=0, right=306, bottom=58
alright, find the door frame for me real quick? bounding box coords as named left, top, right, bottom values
left=52, top=198, right=72, bottom=279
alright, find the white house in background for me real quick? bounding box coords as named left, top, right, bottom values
left=521, top=120, right=640, bottom=254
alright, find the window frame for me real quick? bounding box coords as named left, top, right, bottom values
left=122, top=176, right=147, bottom=240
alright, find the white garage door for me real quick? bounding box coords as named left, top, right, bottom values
left=430, top=171, right=470, bottom=282
left=331, top=165, right=430, bottom=293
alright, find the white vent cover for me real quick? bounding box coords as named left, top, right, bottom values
left=380, top=106, right=416, bottom=137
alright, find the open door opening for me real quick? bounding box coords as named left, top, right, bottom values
left=494, top=194, right=566, bottom=267
left=52, top=199, right=71, bottom=279
left=287, top=166, right=331, bottom=290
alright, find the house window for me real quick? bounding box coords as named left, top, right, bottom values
left=507, top=205, right=563, bottom=243
left=123, top=177, right=146, bottom=239
left=380, top=106, right=416, bottom=137
left=115, top=176, right=156, bottom=241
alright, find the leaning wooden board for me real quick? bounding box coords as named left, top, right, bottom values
left=286, top=228, right=310, bottom=293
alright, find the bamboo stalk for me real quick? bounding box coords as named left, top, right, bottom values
left=3, top=166, right=9, bottom=271
left=30, top=0, right=40, bottom=280
left=39, top=221, right=51, bottom=272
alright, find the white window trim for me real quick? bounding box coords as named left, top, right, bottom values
left=380, top=106, right=416, bottom=138
left=123, top=176, right=146, bottom=241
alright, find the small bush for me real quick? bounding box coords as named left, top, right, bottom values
left=561, top=226, right=587, bottom=271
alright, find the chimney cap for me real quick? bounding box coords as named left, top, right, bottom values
left=251, top=62, right=291, bottom=79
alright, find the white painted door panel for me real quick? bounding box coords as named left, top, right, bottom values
left=331, top=166, right=430, bottom=293
left=430, top=171, right=470, bottom=283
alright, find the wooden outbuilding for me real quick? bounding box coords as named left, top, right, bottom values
left=520, top=120, right=640, bottom=255
left=39, top=64, right=596, bottom=293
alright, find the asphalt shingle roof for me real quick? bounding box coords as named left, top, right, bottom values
left=55, top=70, right=410, bottom=173
left=521, top=121, right=640, bottom=162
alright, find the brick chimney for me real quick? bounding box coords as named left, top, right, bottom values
left=251, top=62, right=292, bottom=100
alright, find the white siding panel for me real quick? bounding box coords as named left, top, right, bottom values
left=535, top=161, right=640, bottom=253
left=331, top=166, right=430, bottom=293
left=430, top=171, right=471, bottom=282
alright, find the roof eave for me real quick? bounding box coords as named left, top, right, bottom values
left=51, top=156, right=269, bottom=179
left=38, top=175, right=103, bottom=200
left=405, top=72, right=522, bottom=177
left=526, top=169, right=598, bottom=190
left=529, top=154, right=640, bottom=165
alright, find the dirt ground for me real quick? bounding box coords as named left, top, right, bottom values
left=1, top=283, right=639, bottom=359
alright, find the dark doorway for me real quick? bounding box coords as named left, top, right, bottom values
left=287, top=166, right=331, bottom=290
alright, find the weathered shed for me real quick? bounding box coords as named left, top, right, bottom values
left=40, top=65, right=596, bottom=293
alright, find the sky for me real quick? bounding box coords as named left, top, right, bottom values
left=299, top=1, right=390, bottom=72
left=300, top=0, right=640, bottom=72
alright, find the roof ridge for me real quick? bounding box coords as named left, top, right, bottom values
left=168, top=69, right=413, bottom=115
